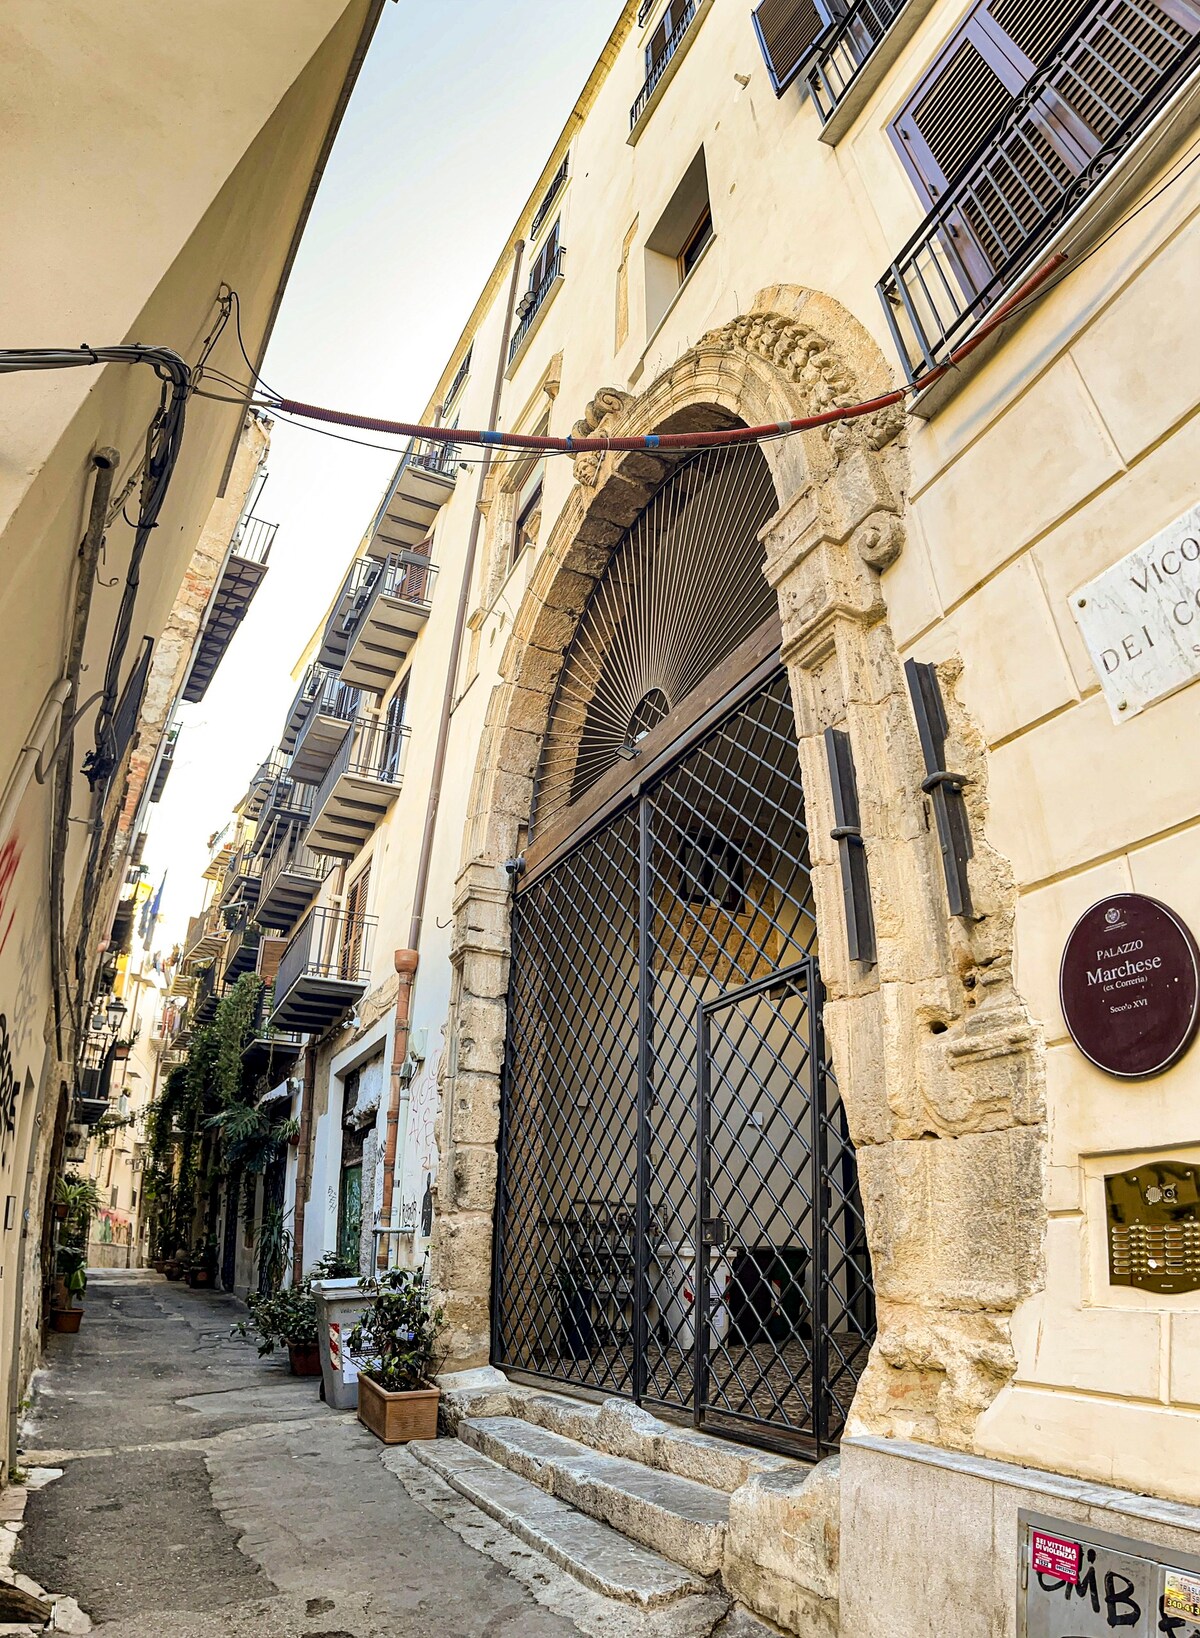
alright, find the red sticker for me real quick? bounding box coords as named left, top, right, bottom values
left=1032, top=1531, right=1081, bottom=1584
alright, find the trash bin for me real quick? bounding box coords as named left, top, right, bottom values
left=312, top=1277, right=370, bottom=1410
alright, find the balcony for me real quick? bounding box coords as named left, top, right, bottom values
left=878, top=0, right=1200, bottom=393
left=364, top=438, right=457, bottom=562
left=281, top=665, right=359, bottom=782
left=242, top=986, right=303, bottom=1074
left=183, top=516, right=276, bottom=703
left=269, top=906, right=376, bottom=1033
left=806, top=0, right=937, bottom=142
left=255, top=826, right=329, bottom=932
left=251, top=769, right=314, bottom=856
left=218, top=842, right=263, bottom=908
left=306, top=718, right=409, bottom=858
left=193, top=959, right=224, bottom=1025
left=221, top=920, right=262, bottom=983
left=507, top=245, right=567, bottom=372
left=149, top=725, right=179, bottom=803
left=337, top=551, right=437, bottom=695
left=183, top=904, right=225, bottom=971
left=629, top=0, right=711, bottom=141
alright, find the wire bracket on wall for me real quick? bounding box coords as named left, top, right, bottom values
left=903, top=659, right=974, bottom=919
left=823, top=726, right=876, bottom=964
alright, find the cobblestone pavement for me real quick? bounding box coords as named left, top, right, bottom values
left=15, top=1269, right=583, bottom=1637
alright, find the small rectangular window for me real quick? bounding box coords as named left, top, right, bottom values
left=645, top=148, right=713, bottom=334
left=678, top=205, right=713, bottom=279
left=513, top=473, right=544, bottom=565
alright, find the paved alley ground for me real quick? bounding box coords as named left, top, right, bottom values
left=15, top=1270, right=584, bottom=1638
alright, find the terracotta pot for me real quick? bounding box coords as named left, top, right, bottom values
left=51, top=1308, right=82, bottom=1334
left=152, top=1260, right=166, bottom=1274
left=186, top=1268, right=213, bottom=1288
left=52, top=1201, right=69, bottom=1222
left=288, top=1343, right=322, bottom=1377
left=163, top=1262, right=184, bottom=1281
left=356, top=1373, right=439, bottom=1444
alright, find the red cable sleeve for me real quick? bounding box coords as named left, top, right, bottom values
left=276, top=254, right=1066, bottom=455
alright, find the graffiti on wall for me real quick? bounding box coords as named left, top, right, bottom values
left=398, top=1034, right=443, bottom=1235
left=0, top=1014, right=18, bottom=1172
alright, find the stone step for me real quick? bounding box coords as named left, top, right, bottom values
left=458, top=1415, right=731, bottom=1577
left=411, top=1438, right=715, bottom=1610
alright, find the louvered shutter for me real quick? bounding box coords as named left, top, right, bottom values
left=528, top=219, right=559, bottom=294
left=340, top=863, right=370, bottom=980
left=256, top=937, right=287, bottom=987
left=752, top=0, right=838, bottom=94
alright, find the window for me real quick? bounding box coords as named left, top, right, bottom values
left=526, top=220, right=560, bottom=304
left=512, top=468, right=544, bottom=567
left=752, top=0, right=840, bottom=94
left=531, top=154, right=569, bottom=240
left=337, top=1070, right=364, bottom=1269
left=340, top=864, right=371, bottom=980
left=380, top=681, right=407, bottom=783
left=678, top=205, right=713, bottom=279
left=646, top=1, right=690, bottom=73
left=645, top=148, right=714, bottom=334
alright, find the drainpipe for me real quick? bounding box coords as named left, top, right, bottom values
left=49, top=449, right=119, bottom=1058
left=375, top=239, right=526, bottom=1261
left=292, top=1041, right=317, bottom=1286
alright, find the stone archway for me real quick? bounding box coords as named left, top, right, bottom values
left=433, top=284, right=1045, bottom=1455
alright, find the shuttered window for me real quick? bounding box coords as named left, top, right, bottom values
left=647, top=2, right=689, bottom=70
left=892, top=0, right=1200, bottom=205
left=340, top=863, right=371, bottom=980
left=528, top=219, right=560, bottom=295
left=752, top=0, right=839, bottom=94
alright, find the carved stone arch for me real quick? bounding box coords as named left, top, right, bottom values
left=435, top=284, right=1045, bottom=1467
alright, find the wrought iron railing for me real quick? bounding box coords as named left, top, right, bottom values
left=275, top=905, right=376, bottom=1001
left=230, top=514, right=277, bottom=567
left=222, top=921, right=261, bottom=974
left=244, top=987, right=303, bottom=1061
left=807, top=0, right=907, bottom=124
left=311, top=718, right=410, bottom=818
left=508, top=246, right=567, bottom=364
left=341, top=548, right=437, bottom=649
left=256, top=770, right=313, bottom=840
left=531, top=154, right=569, bottom=238
left=410, top=436, right=458, bottom=476
left=631, top=0, right=696, bottom=127
left=150, top=725, right=179, bottom=803
left=878, top=0, right=1200, bottom=379
left=444, top=346, right=472, bottom=411
left=259, top=827, right=328, bottom=901
left=219, top=842, right=262, bottom=901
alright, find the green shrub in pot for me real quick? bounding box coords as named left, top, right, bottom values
left=347, top=1269, right=444, bottom=1393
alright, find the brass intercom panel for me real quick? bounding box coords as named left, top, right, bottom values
left=1105, top=1163, right=1200, bottom=1294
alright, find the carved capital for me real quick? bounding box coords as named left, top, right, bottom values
left=571, top=387, right=634, bottom=486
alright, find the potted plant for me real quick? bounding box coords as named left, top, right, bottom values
left=233, top=1284, right=322, bottom=1375
left=185, top=1235, right=218, bottom=1288
left=51, top=1246, right=87, bottom=1332
left=348, top=1269, right=444, bottom=1444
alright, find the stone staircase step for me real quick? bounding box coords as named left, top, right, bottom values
left=411, top=1438, right=714, bottom=1610
left=458, top=1415, right=731, bottom=1576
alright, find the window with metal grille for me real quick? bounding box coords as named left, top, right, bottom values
left=752, top=0, right=842, bottom=94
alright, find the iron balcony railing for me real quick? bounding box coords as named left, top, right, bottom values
left=310, top=717, right=410, bottom=814
left=409, top=436, right=458, bottom=476
left=807, top=0, right=907, bottom=124
left=258, top=769, right=313, bottom=831
left=289, top=665, right=359, bottom=756
left=878, top=0, right=1200, bottom=380
left=531, top=154, right=569, bottom=238
left=274, top=905, right=377, bottom=1002
left=342, top=548, right=437, bottom=643
left=230, top=514, right=277, bottom=568
left=508, top=245, right=566, bottom=364
left=243, top=751, right=287, bottom=819
left=149, top=725, right=179, bottom=803
left=631, top=0, right=696, bottom=127
left=243, top=987, right=303, bottom=1064
left=258, top=827, right=328, bottom=902
left=444, top=346, right=472, bottom=411
left=219, top=842, right=262, bottom=902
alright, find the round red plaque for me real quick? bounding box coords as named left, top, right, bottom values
left=1060, top=894, right=1200, bottom=1079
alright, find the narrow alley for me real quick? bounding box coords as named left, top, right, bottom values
left=14, top=1272, right=587, bottom=1638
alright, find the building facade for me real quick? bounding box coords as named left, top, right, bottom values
left=0, top=0, right=383, bottom=1473
left=176, top=1, right=1200, bottom=1629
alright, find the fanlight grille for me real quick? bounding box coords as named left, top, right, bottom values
left=531, top=443, right=779, bottom=836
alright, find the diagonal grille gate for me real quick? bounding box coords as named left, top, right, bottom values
left=495, top=670, right=875, bottom=1453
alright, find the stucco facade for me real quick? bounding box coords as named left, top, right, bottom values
left=207, top=0, right=1200, bottom=1628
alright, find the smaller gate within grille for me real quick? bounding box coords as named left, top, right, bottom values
left=698, top=963, right=874, bottom=1451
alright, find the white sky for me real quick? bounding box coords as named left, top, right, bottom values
left=144, top=2, right=619, bottom=952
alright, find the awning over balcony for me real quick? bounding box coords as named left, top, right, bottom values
left=183, top=517, right=276, bottom=704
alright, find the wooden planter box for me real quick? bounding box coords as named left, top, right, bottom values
left=356, top=1374, right=439, bottom=1444
left=50, top=1308, right=82, bottom=1333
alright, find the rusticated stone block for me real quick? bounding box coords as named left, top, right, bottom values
left=723, top=1457, right=841, bottom=1638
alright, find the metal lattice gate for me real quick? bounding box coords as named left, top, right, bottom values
left=494, top=670, right=875, bottom=1453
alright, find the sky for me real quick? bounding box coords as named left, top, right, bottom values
left=144, top=2, right=619, bottom=951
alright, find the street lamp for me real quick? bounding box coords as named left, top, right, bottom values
left=105, top=997, right=128, bottom=1034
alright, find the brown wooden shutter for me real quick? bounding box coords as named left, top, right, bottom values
left=256, top=936, right=287, bottom=987
left=340, top=863, right=370, bottom=980
left=752, top=0, right=834, bottom=95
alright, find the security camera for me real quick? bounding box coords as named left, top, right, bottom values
left=503, top=856, right=525, bottom=878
